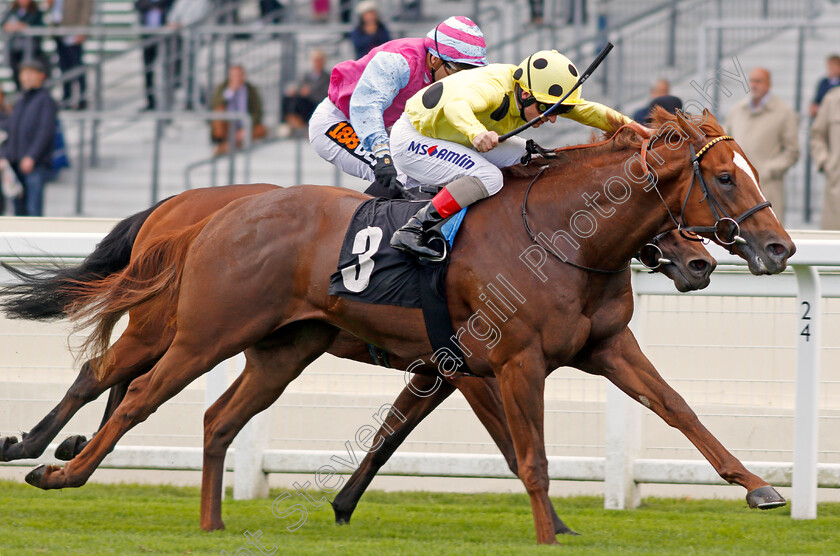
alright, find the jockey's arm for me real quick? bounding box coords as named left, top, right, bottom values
left=562, top=99, right=633, bottom=132
left=348, top=51, right=411, bottom=158
left=440, top=81, right=503, bottom=145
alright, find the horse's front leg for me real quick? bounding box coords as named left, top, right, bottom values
left=581, top=327, right=786, bottom=509
left=454, top=375, right=577, bottom=536
left=495, top=349, right=557, bottom=545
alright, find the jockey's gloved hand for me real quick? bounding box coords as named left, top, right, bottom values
left=374, top=154, right=400, bottom=191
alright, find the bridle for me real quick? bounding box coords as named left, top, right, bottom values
left=636, top=229, right=676, bottom=270
left=646, top=134, right=772, bottom=247
left=520, top=126, right=771, bottom=274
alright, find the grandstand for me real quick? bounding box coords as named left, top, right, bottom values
left=0, top=0, right=828, bottom=226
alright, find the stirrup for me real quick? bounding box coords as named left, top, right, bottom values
left=419, top=235, right=448, bottom=262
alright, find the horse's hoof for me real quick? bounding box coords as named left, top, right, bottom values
left=0, top=436, right=19, bottom=461
left=55, top=435, right=87, bottom=461
left=25, top=464, right=48, bottom=488
left=747, top=485, right=787, bottom=510
left=201, top=520, right=226, bottom=532
left=331, top=502, right=353, bottom=525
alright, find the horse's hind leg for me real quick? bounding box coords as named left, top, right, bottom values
left=0, top=330, right=163, bottom=462
left=54, top=379, right=131, bottom=461
left=584, top=328, right=786, bottom=509
left=201, top=321, right=338, bottom=531
left=24, top=321, right=237, bottom=490
left=331, top=373, right=457, bottom=525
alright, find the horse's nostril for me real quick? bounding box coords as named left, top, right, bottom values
left=767, top=243, right=787, bottom=258
left=689, top=259, right=708, bottom=273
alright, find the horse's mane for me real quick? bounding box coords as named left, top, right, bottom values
left=504, top=106, right=726, bottom=179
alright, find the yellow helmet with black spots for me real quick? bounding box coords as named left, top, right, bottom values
left=513, top=50, right=582, bottom=106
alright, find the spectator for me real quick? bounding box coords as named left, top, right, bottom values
left=528, top=0, right=545, bottom=25
left=4, top=58, right=57, bottom=217
left=310, top=0, right=328, bottom=23
left=168, top=0, right=212, bottom=109
left=135, top=0, right=174, bottom=111
left=636, top=95, right=682, bottom=125
left=259, top=0, right=285, bottom=23
left=338, top=0, right=352, bottom=24
left=210, top=65, right=267, bottom=156
left=1, top=0, right=45, bottom=91
left=46, top=0, right=92, bottom=110
left=281, top=49, right=330, bottom=133
left=810, top=54, right=840, bottom=118
left=633, top=79, right=670, bottom=123
left=349, top=1, right=390, bottom=60
left=810, top=86, right=840, bottom=229
left=725, top=67, right=799, bottom=224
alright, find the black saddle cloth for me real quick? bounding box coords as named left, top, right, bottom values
left=328, top=197, right=446, bottom=308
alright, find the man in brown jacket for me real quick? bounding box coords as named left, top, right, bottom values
left=46, top=0, right=92, bottom=109
left=810, top=86, right=840, bottom=230
left=725, top=67, right=799, bottom=224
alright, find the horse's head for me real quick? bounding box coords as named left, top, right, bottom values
left=639, top=229, right=716, bottom=292
left=650, top=108, right=795, bottom=275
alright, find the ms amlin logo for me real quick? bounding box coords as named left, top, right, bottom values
left=408, top=141, right=476, bottom=169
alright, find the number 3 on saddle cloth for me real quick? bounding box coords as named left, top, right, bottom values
left=328, top=198, right=470, bottom=374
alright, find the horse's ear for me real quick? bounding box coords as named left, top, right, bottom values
left=700, top=107, right=725, bottom=134
left=674, top=109, right=704, bottom=142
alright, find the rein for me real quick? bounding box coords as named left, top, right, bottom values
left=521, top=165, right=631, bottom=275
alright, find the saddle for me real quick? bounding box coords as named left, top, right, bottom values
left=328, top=196, right=470, bottom=374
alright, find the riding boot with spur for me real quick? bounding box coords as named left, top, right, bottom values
left=390, top=175, right=490, bottom=259
left=389, top=201, right=446, bottom=259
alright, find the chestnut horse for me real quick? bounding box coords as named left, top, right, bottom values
left=0, top=184, right=708, bottom=464
left=21, top=111, right=793, bottom=544
left=0, top=185, right=712, bottom=538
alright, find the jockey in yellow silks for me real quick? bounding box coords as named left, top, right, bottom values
left=389, top=50, right=637, bottom=259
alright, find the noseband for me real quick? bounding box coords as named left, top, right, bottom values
left=650, top=135, right=772, bottom=246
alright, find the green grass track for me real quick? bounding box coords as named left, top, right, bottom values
left=1, top=480, right=839, bottom=555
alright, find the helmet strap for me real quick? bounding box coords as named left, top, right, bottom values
left=516, top=84, right=535, bottom=121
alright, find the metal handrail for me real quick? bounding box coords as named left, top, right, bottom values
left=57, top=110, right=252, bottom=215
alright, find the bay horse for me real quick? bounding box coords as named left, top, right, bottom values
left=19, top=110, right=793, bottom=544
left=0, top=185, right=713, bottom=537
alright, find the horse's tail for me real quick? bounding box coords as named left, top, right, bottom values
left=0, top=198, right=171, bottom=321
left=64, top=215, right=212, bottom=376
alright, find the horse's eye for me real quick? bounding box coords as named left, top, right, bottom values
left=718, top=174, right=733, bottom=185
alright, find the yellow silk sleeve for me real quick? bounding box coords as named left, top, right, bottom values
left=563, top=99, right=632, bottom=131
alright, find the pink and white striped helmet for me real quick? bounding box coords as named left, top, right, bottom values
left=424, top=16, right=488, bottom=67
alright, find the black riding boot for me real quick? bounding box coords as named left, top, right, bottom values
left=390, top=201, right=446, bottom=259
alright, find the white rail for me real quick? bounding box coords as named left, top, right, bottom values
left=0, top=230, right=837, bottom=520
